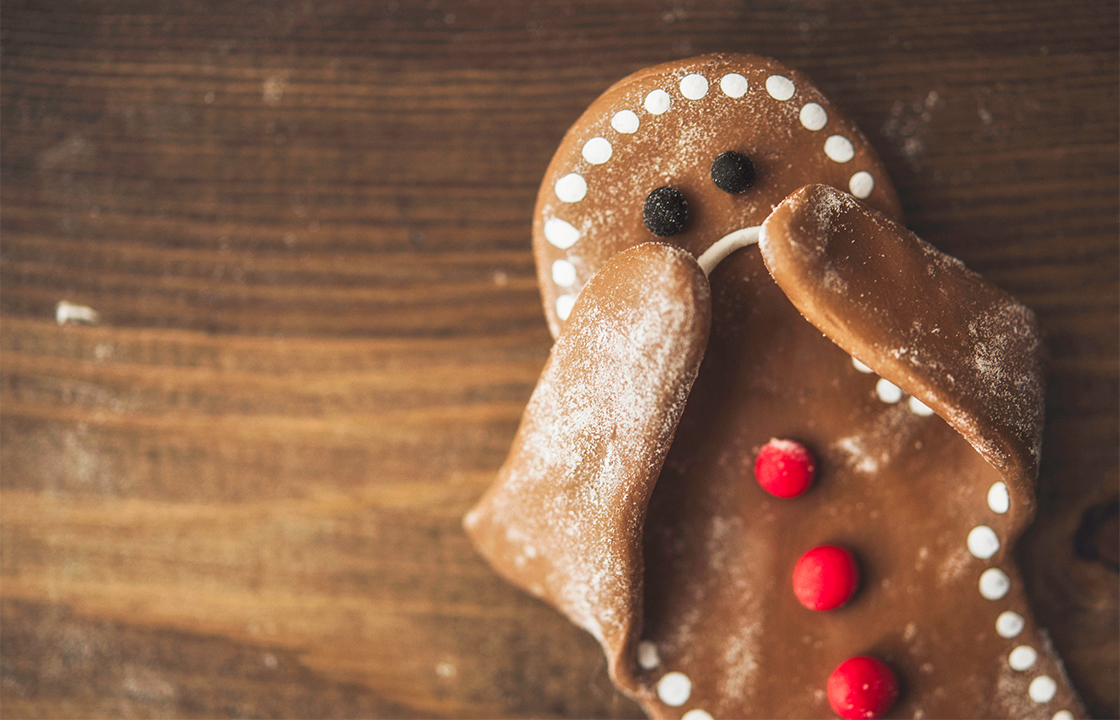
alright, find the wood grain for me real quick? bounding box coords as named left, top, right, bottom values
left=2, top=0, right=1116, bottom=717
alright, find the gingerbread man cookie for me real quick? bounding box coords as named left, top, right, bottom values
left=464, top=54, right=1086, bottom=719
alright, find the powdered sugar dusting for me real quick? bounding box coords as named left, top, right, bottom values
left=718, top=613, right=761, bottom=704
left=964, top=298, right=1045, bottom=464
left=834, top=436, right=881, bottom=474
left=995, top=656, right=1036, bottom=718
left=938, top=545, right=972, bottom=585
left=832, top=403, right=922, bottom=476
left=769, top=183, right=1045, bottom=479
left=469, top=246, right=708, bottom=653
left=761, top=186, right=855, bottom=294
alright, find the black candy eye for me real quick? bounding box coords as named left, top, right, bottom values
left=711, top=151, right=755, bottom=194
left=643, top=186, right=689, bottom=237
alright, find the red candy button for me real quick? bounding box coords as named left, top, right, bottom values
left=827, top=656, right=899, bottom=720
left=793, top=545, right=860, bottom=611
left=754, top=438, right=816, bottom=498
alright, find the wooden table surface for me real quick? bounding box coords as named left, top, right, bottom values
left=2, top=1, right=1117, bottom=718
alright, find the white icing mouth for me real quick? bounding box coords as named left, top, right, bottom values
left=696, top=226, right=761, bottom=276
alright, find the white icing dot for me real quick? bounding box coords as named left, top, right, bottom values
left=555, top=173, right=587, bottom=203
left=799, top=102, right=828, bottom=130
left=720, top=72, right=748, bottom=98
left=996, top=610, right=1026, bottom=638
left=612, top=110, right=639, bottom=134
left=582, top=137, right=613, bottom=165
left=1029, top=675, right=1058, bottom=703
left=645, top=89, right=671, bottom=115
left=637, top=640, right=660, bottom=670
left=849, top=171, right=875, bottom=199
left=543, top=218, right=580, bottom=249
left=1009, top=645, right=1038, bottom=671
left=876, top=378, right=902, bottom=403
left=967, top=525, right=1001, bottom=559
left=909, top=396, right=935, bottom=416
left=852, top=356, right=874, bottom=373
left=825, top=135, right=856, bottom=163
left=551, top=259, right=577, bottom=287
left=765, top=74, right=795, bottom=100
left=988, top=482, right=1010, bottom=514
left=555, top=294, right=576, bottom=321
left=657, top=672, right=692, bottom=706
left=682, top=711, right=714, bottom=720
left=979, top=568, right=1011, bottom=600
left=1053, top=711, right=1075, bottom=720
left=679, top=73, right=709, bottom=100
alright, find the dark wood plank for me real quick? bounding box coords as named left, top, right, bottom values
left=2, top=0, right=1116, bottom=717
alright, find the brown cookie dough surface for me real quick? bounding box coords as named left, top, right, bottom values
left=466, top=55, right=1087, bottom=719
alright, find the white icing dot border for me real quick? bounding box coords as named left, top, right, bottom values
left=681, top=710, right=714, bottom=720
left=680, top=73, right=709, bottom=100
left=967, top=525, right=1000, bottom=559
left=555, top=173, right=587, bottom=203
left=824, top=134, right=855, bottom=163
left=963, top=439, right=1068, bottom=713
left=547, top=64, right=887, bottom=328
left=1009, top=645, right=1038, bottom=671
left=799, top=102, right=828, bottom=131
left=849, top=350, right=1067, bottom=713
left=611, top=109, right=639, bottom=134
left=1029, top=676, right=1057, bottom=703
left=720, top=72, right=748, bottom=98
left=551, top=259, right=577, bottom=287
left=875, top=378, right=903, bottom=404
left=644, top=88, right=671, bottom=115
left=657, top=671, right=692, bottom=706
left=546, top=65, right=887, bottom=331
left=996, top=610, right=1025, bottom=638
left=765, top=74, right=795, bottom=100
left=555, top=294, right=576, bottom=321
left=637, top=640, right=660, bottom=670
left=979, top=567, right=1010, bottom=600
left=543, top=217, right=580, bottom=249
left=582, top=137, right=613, bottom=165
left=849, top=170, right=875, bottom=199
left=988, top=481, right=1010, bottom=514
left=858, top=362, right=934, bottom=418
left=642, top=644, right=707, bottom=715
left=908, top=395, right=934, bottom=417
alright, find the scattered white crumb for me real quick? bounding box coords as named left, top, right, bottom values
left=263, top=74, right=288, bottom=105
left=55, top=300, right=99, bottom=325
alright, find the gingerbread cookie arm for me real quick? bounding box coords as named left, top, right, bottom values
left=756, top=185, right=1088, bottom=718
left=759, top=184, right=1045, bottom=491
left=463, top=242, right=711, bottom=691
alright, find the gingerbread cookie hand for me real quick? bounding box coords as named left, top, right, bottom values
left=759, top=183, right=1046, bottom=483
left=466, top=55, right=1086, bottom=719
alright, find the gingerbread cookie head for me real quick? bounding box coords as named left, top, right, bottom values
left=533, top=53, right=902, bottom=337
